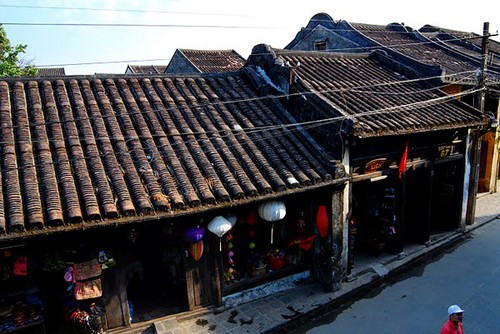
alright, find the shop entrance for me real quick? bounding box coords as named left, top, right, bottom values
left=351, top=177, right=400, bottom=257
left=404, top=167, right=432, bottom=244
left=122, top=225, right=187, bottom=323
left=430, top=161, right=463, bottom=233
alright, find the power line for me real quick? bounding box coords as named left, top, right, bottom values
left=1, top=22, right=282, bottom=30
left=37, top=58, right=172, bottom=68
left=0, top=70, right=477, bottom=134
left=0, top=78, right=481, bottom=176
left=0, top=4, right=253, bottom=17
left=30, top=35, right=497, bottom=69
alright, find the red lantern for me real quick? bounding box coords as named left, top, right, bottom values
left=316, top=205, right=329, bottom=238
left=248, top=229, right=255, bottom=238
left=246, top=210, right=258, bottom=225
left=189, top=240, right=204, bottom=261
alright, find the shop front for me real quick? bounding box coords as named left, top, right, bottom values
left=215, top=190, right=345, bottom=305
left=0, top=234, right=113, bottom=334
left=219, top=198, right=317, bottom=298
left=347, top=135, right=467, bottom=274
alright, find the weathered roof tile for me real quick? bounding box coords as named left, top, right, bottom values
left=268, top=49, right=488, bottom=138
left=0, top=72, right=343, bottom=239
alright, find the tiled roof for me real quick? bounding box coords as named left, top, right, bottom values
left=38, top=68, right=66, bottom=76
left=126, top=65, right=167, bottom=74
left=351, top=23, right=500, bottom=85
left=272, top=49, right=488, bottom=138
left=287, top=15, right=500, bottom=85
left=349, top=22, right=487, bottom=84
left=418, top=25, right=500, bottom=69
left=178, top=49, right=246, bottom=73
left=0, top=71, right=344, bottom=240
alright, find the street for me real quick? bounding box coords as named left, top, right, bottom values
left=295, top=218, right=500, bottom=334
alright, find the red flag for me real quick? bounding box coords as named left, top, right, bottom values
left=398, top=141, right=409, bottom=180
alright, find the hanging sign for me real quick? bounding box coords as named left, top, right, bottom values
left=437, top=145, right=453, bottom=158
left=364, top=158, right=387, bottom=174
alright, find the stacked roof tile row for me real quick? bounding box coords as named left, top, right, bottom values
left=174, top=49, right=246, bottom=73
left=126, top=65, right=168, bottom=74
left=349, top=22, right=488, bottom=84
left=272, top=49, right=487, bottom=138
left=0, top=72, right=342, bottom=238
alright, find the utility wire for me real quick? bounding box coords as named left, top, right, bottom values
left=0, top=70, right=478, bottom=133
left=1, top=22, right=282, bottom=30
left=0, top=4, right=253, bottom=17
left=31, top=34, right=498, bottom=69
left=37, top=58, right=172, bottom=68
left=0, top=86, right=481, bottom=175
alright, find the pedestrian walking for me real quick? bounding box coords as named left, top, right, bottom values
left=440, top=304, right=464, bottom=334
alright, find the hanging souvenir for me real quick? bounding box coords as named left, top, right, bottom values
left=246, top=210, right=258, bottom=225
left=74, top=278, right=103, bottom=300
left=316, top=205, right=329, bottom=238
left=13, top=255, right=28, bottom=276
left=258, top=201, right=286, bottom=222
left=258, top=200, right=286, bottom=244
left=74, top=258, right=102, bottom=281
left=225, top=214, right=237, bottom=227
left=188, top=240, right=204, bottom=261
left=288, top=235, right=317, bottom=250
left=208, top=216, right=233, bottom=251
left=184, top=226, right=206, bottom=243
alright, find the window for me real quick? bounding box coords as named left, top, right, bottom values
left=314, top=41, right=327, bottom=51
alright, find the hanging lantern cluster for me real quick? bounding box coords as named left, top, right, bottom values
left=224, top=232, right=239, bottom=282
left=258, top=200, right=286, bottom=244
left=246, top=210, right=258, bottom=250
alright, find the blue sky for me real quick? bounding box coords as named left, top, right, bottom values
left=1, top=0, right=499, bottom=75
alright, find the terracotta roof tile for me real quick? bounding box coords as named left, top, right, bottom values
left=417, top=25, right=500, bottom=70
left=126, top=65, right=167, bottom=74
left=0, top=72, right=343, bottom=239
left=178, top=49, right=246, bottom=73
left=38, top=68, right=66, bottom=76
left=350, top=22, right=500, bottom=84
left=272, top=49, right=488, bottom=138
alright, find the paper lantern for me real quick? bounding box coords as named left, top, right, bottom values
left=258, top=201, right=286, bottom=222
left=208, top=216, right=232, bottom=237
left=225, top=214, right=237, bottom=227
left=258, top=201, right=286, bottom=245
left=246, top=210, right=258, bottom=225
left=208, top=216, right=233, bottom=251
left=189, top=240, right=204, bottom=261
left=184, top=226, right=205, bottom=243
left=316, top=205, right=329, bottom=238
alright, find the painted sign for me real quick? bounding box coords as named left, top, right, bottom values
left=364, top=158, right=387, bottom=174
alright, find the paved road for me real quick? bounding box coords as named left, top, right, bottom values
left=298, top=218, right=500, bottom=334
